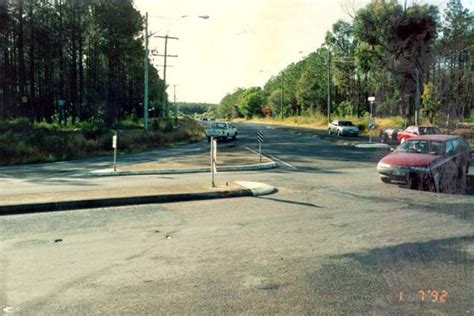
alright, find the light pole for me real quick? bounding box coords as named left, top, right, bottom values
left=144, top=12, right=149, bottom=131
left=327, top=48, right=332, bottom=124
left=280, top=72, right=284, bottom=119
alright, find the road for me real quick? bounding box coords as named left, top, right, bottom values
left=1, top=122, right=473, bottom=315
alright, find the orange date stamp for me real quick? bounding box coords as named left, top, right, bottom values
left=396, top=290, right=448, bottom=303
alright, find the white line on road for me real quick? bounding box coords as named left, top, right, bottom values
left=245, top=146, right=297, bottom=170
left=267, top=154, right=297, bottom=170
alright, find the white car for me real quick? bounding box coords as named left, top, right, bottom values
left=328, top=120, right=359, bottom=137
left=205, top=122, right=238, bottom=142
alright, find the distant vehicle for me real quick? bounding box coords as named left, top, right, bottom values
left=328, top=120, right=359, bottom=137
left=201, top=117, right=208, bottom=121
left=377, top=135, right=471, bottom=192
left=397, top=125, right=442, bottom=143
left=379, top=128, right=402, bottom=144
left=205, top=121, right=238, bottom=142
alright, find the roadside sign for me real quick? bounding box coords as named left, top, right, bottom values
left=112, top=135, right=117, bottom=148
left=368, top=119, right=375, bottom=130
left=257, top=130, right=264, bottom=143
left=368, top=96, right=375, bottom=102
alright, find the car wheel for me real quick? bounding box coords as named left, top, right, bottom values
left=407, top=174, right=420, bottom=190
left=381, top=177, right=391, bottom=184
left=232, top=134, right=237, bottom=140
left=423, top=174, right=437, bottom=192
left=457, top=164, right=467, bottom=193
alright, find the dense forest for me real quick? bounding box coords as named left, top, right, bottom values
left=0, top=0, right=166, bottom=126
left=218, top=0, right=473, bottom=126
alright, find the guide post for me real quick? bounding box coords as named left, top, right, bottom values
left=257, top=130, right=264, bottom=162
left=210, top=138, right=217, bottom=187
left=112, top=132, right=118, bottom=172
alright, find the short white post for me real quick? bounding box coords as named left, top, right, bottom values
left=210, top=138, right=217, bottom=187
left=112, top=132, right=118, bottom=172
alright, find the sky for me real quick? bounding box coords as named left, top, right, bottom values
left=133, top=0, right=474, bottom=104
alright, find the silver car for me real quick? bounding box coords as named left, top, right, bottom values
left=328, top=120, right=359, bottom=137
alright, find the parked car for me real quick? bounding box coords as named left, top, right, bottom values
left=396, top=125, right=442, bottom=143
left=379, top=128, right=402, bottom=144
left=328, top=120, right=359, bottom=137
left=205, top=121, right=238, bottom=142
left=377, top=135, right=471, bottom=192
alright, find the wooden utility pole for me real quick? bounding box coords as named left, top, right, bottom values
left=155, top=35, right=178, bottom=118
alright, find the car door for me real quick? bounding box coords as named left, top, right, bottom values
left=439, top=140, right=459, bottom=190
left=331, top=121, right=338, bottom=133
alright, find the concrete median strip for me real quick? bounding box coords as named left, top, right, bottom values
left=0, top=181, right=276, bottom=215
left=87, top=161, right=277, bottom=177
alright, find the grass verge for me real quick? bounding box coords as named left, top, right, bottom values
left=0, top=118, right=204, bottom=166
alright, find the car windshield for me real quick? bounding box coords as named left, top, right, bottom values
left=213, top=123, right=226, bottom=129
left=397, top=140, right=444, bottom=154
left=419, top=127, right=441, bottom=134
left=339, top=121, right=354, bottom=126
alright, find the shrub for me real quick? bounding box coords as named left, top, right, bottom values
left=80, top=119, right=106, bottom=139
left=9, top=118, right=32, bottom=133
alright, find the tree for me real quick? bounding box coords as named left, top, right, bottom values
left=217, top=88, right=244, bottom=119
left=0, top=0, right=166, bottom=126
left=421, top=82, right=440, bottom=123
left=353, top=1, right=439, bottom=118
left=238, top=87, right=264, bottom=119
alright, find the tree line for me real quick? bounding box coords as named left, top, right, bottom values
left=217, top=0, right=473, bottom=126
left=0, top=0, right=166, bottom=126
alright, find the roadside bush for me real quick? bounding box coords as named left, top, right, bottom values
left=80, top=119, right=106, bottom=139
left=8, top=117, right=32, bottom=133
left=113, top=118, right=143, bottom=130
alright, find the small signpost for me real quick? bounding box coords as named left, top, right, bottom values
left=257, top=130, right=264, bottom=162
left=210, top=138, right=217, bottom=187
left=368, top=96, right=375, bottom=143
left=112, top=132, right=118, bottom=172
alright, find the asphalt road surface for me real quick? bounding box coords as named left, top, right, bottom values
left=1, top=122, right=473, bottom=315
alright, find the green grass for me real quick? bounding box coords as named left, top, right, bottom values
left=0, top=118, right=204, bottom=166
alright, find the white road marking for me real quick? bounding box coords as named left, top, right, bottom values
left=267, top=154, right=297, bottom=170
left=245, top=146, right=297, bottom=170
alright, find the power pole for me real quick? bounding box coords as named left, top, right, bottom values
left=143, top=12, right=149, bottom=131
left=327, top=50, right=332, bottom=124
left=155, top=35, right=178, bottom=119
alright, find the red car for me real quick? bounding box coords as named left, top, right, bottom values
left=396, top=125, right=442, bottom=143
left=377, top=135, right=471, bottom=192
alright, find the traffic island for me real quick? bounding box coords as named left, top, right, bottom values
left=87, top=146, right=277, bottom=177
left=0, top=181, right=277, bottom=215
